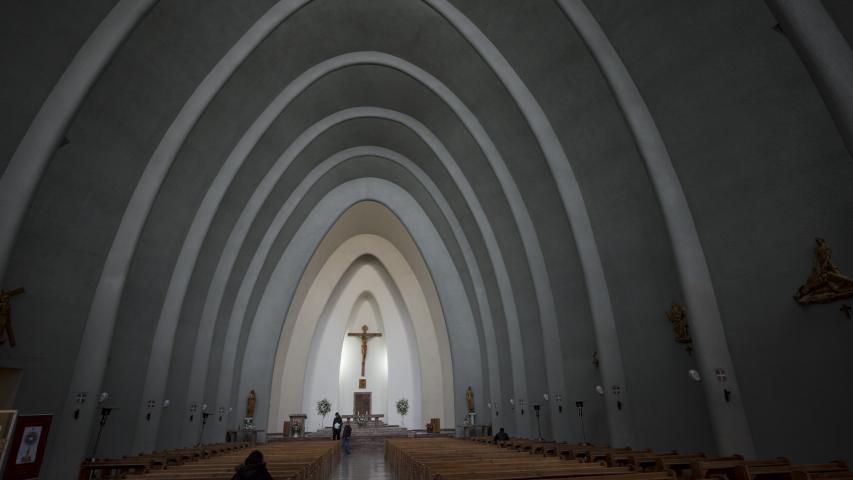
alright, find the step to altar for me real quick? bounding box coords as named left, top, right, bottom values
left=304, top=424, right=410, bottom=438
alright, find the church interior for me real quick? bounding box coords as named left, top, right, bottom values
left=1, top=1, right=853, bottom=478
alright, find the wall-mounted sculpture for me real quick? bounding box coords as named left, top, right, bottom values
left=794, top=238, right=853, bottom=305
left=0, top=287, right=24, bottom=347
left=665, top=303, right=693, bottom=354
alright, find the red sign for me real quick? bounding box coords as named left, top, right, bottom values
left=3, top=415, right=52, bottom=480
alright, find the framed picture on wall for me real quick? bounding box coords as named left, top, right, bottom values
left=0, top=410, right=17, bottom=477
left=3, top=414, right=51, bottom=480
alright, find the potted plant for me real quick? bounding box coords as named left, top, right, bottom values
left=396, top=398, right=409, bottom=427
left=316, top=398, right=331, bottom=428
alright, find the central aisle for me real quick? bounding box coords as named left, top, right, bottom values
left=332, top=447, right=391, bottom=480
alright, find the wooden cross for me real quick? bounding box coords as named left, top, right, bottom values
left=347, top=325, right=382, bottom=377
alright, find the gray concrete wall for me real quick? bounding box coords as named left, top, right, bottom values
left=1, top=0, right=851, bottom=474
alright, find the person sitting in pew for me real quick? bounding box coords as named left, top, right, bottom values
left=231, top=450, right=273, bottom=480
left=494, top=427, right=509, bottom=443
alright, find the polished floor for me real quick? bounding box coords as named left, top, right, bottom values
left=333, top=447, right=392, bottom=479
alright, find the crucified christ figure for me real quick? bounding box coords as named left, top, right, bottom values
left=347, top=325, right=382, bottom=377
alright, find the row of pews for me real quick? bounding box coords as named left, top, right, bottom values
left=79, top=440, right=339, bottom=480
left=79, top=442, right=250, bottom=479
left=386, top=437, right=851, bottom=480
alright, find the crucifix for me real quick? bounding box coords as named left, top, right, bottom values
left=347, top=325, right=382, bottom=377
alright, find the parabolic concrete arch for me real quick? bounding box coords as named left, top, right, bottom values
left=272, top=230, right=450, bottom=433
left=137, top=48, right=556, bottom=445
left=168, top=103, right=541, bottom=447
left=46, top=0, right=664, bottom=462
left=300, top=254, right=423, bottom=431
left=49, top=1, right=313, bottom=470
left=557, top=0, right=754, bottom=455
left=238, top=177, right=482, bottom=433
left=426, top=0, right=634, bottom=444
left=196, top=138, right=520, bottom=444
left=63, top=21, right=623, bottom=460
left=0, top=0, right=156, bottom=280
left=191, top=146, right=497, bottom=444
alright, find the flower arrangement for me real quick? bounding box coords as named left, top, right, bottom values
left=396, top=398, right=409, bottom=426
left=316, top=398, right=331, bottom=428
left=355, top=412, right=367, bottom=426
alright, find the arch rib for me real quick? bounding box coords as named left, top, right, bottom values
left=557, top=0, right=755, bottom=455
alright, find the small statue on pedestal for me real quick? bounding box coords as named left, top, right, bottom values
left=243, top=390, right=256, bottom=430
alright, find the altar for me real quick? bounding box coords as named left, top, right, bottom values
left=341, top=413, right=385, bottom=426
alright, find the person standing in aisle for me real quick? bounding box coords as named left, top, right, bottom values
left=341, top=419, right=353, bottom=455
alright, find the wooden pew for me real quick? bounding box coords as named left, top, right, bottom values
left=736, top=462, right=850, bottom=480
left=691, top=457, right=790, bottom=480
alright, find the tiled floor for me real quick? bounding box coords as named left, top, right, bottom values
left=333, top=447, right=391, bottom=479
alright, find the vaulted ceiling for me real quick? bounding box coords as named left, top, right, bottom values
left=2, top=1, right=853, bottom=478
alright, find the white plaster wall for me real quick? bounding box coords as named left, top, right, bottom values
left=301, top=261, right=421, bottom=432
left=338, top=296, right=388, bottom=419
left=270, top=219, right=452, bottom=432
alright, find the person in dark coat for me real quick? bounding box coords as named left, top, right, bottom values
left=232, top=450, right=273, bottom=480
left=342, top=419, right=353, bottom=454
left=332, top=412, right=343, bottom=440
left=493, top=427, right=509, bottom=443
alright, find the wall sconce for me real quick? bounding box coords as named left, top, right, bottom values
left=611, top=385, right=623, bottom=411
left=98, top=392, right=109, bottom=404
left=163, top=399, right=171, bottom=408
left=595, top=385, right=604, bottom=395
left=218, top=407, right=225, bottom=421
left=688, top=369, right=701, bottom=382
left=74, top=392, right=87, bottom=420
left=555, top=394, right=563, bottom=413
left=145, top=400, right=156, bottom=422
left=189, top=403, right=197, bottom=422
left=518, top=399, right=526, bottom=415
left=509, top=398, right=515, bottom=411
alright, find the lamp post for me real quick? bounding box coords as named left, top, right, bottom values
left=575, top=401, right=589, bottom=445
left=533, top=404, right=542, bottom=440
left=90, top=407, right=114, bottom=460
left=198, top=412, right=210, bottom=446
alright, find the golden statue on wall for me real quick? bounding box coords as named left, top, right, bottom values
left=665, top=303, right=693, bottom=354
left=246, top=390, right=256, bottom=418
left=794, top=238, right=853, bottom=305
